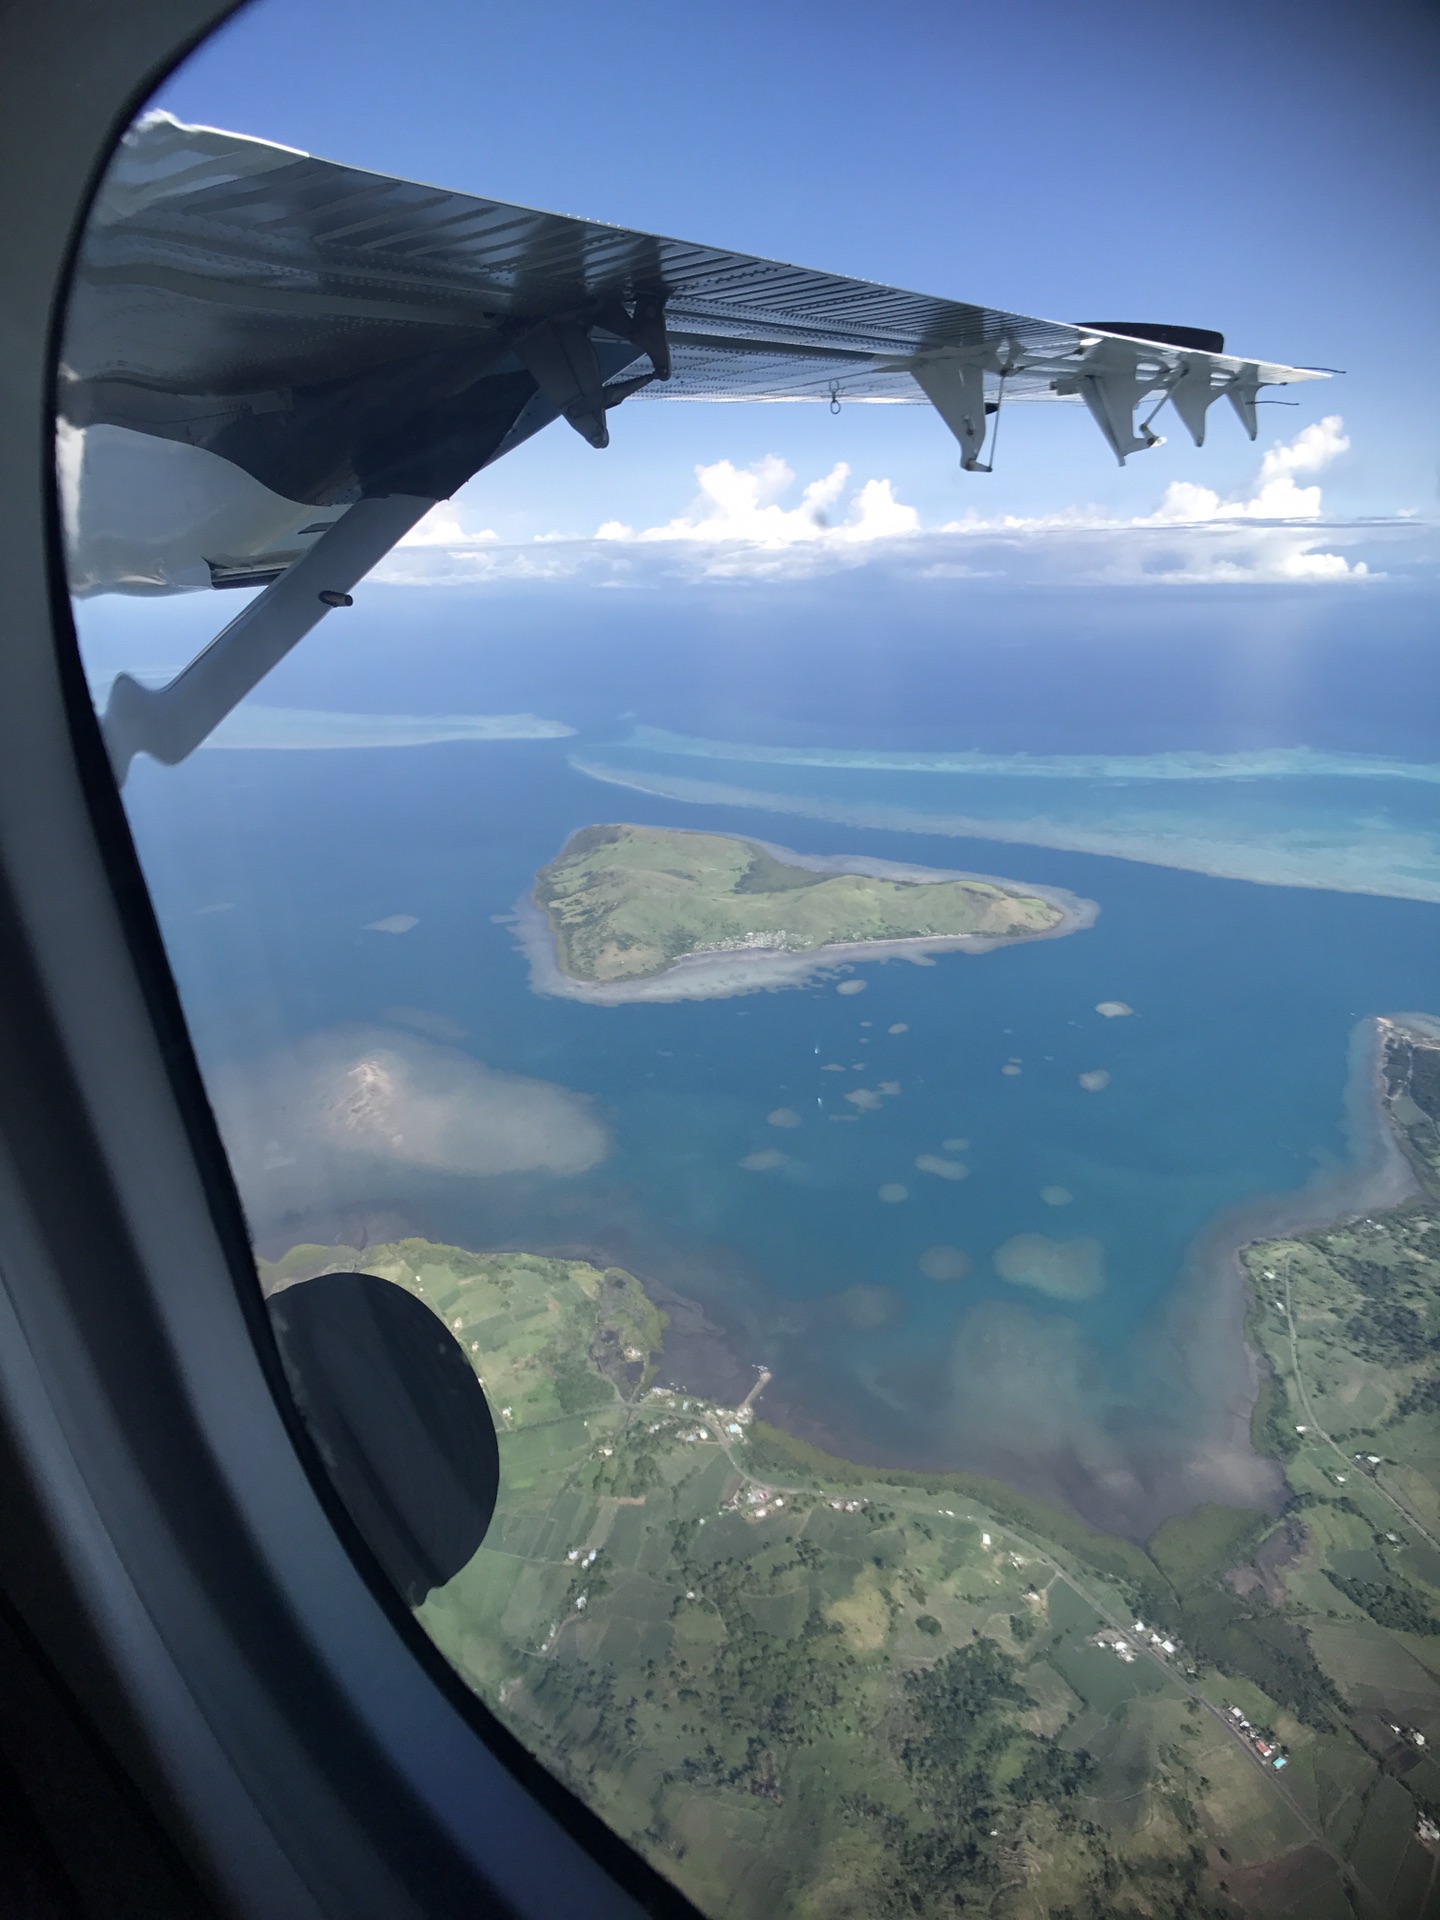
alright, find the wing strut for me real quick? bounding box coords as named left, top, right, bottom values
left=101, top=493, right=436, bottom=786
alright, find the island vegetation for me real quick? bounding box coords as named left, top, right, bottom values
left=532, top=823, right=1069, bottom=988
left=257, top=1016, right=1440, bottom=1917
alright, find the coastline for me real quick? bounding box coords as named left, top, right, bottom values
left=627, top=1013, right=1422, bottom=1539
left=504, top=1239, right=764, bottom=1409
left=1142, top=1013, right=1416, bottom=1532
left=513, top=829, right=1097, bottom=1006
left=248, top=1013, right=1428, bottom=1541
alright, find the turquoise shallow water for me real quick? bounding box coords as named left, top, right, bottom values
left=99, top=583, right=1440, bottom=1529
left=576, top=730, right=1440, bottom=902
left=123, top=736, right=1438, bottom=1527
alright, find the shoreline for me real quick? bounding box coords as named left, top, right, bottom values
left=777, top=1014, right=1423, bottom=1538
left=594, top=1013, right=1423, bottom=1539
left=494, top=1238, right=766, bottom=1409
left=451, top=1017, right=1421, bottom=1540
left=513, top=829, right=1097, bottom=1006
left=249, top=1013, right=1429, bottom=1541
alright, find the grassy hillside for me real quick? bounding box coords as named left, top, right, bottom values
left=1229, top=1017, right=1440, bottom=1914
left=269, top=1019, right=1440, bottom=1920
left=266, top=1230, right=1440, bottom=1917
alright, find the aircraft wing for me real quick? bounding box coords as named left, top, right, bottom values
left=64, top=115, right=1325, bottom=585
left=61, top=114, right=1327, bottom=776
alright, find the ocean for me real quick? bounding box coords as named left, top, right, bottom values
left=90, top=578, right=1440, bottom=1532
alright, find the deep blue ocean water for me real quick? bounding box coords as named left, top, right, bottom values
left=99, top=580, right=1440, bottom=1520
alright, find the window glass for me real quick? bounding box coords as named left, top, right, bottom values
left=63, top=4, right=1440, bottom=1915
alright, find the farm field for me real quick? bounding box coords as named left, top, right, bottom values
left=251, top=1017, right=1440, bottom=1916
left=1228, top=1015, right=1440, bottom=1915
left=263, top=1156, right=1440, bottom=1919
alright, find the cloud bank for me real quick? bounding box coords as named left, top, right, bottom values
left=595, top=453, right=918, bottom=553
left=212, top=1024, right=610, bottom=1226
left=376, top=416, right=1420, bottom=589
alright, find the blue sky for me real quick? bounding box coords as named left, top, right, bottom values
left=146, top=0, right=1438, bottom=584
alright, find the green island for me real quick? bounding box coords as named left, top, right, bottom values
left=259, top=1017, right=1440, bottom=1918
left=531, top=823, right=1071, bottom=988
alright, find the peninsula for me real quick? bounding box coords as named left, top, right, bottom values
left=523, top=823, right=1094, bottom=1004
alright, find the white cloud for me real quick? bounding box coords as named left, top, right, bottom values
left=1141, top=413, right=1349, bottom=525
left=375, top=456, right=923, bottom=585
left=374, top=417, right=1415, bottom=589
left=596, top=455, right=917, bottom=558
left=397, top=502, right=497, bottom=547
left=212, top=1024, right=610, bottom=1226
left=928, top=415, right=1371, bottom=581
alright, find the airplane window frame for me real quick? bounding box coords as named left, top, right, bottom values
left=0, top=2, right=703, bottom=1914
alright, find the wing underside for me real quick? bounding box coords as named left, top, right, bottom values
left=62, top=114, right=1329, bottom=778
left=62, top=113, right=1326, bottom=597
